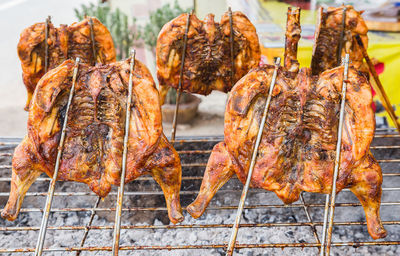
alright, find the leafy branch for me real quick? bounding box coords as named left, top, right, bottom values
left=74, top=1, right=141, bottom=60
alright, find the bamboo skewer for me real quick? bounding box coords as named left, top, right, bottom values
left=355, top=35, right=400, bottom=133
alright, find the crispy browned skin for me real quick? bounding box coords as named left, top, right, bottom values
left=156, top=11, right=260, bottom=96
left=17, top=17, right=116, bottom=109
left=187, top=64, right=386, bottom=240
left=311, top=5, right=368, bottom=75
left=284, top=7, right=301, bottom=72
left=2, top=59, right=183, bottom=224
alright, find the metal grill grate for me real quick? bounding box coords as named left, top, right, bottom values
left=0, top=129, right=400, bottom=254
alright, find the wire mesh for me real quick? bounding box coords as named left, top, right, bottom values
left=0, top=129, right=399, bottom=254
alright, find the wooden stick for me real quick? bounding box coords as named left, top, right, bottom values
left=355, top=35, right=400, bottom=133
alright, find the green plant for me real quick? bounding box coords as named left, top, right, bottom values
left=74, top=1, right=140, bottom=60
left=165, top=88, right=193, bottom=104
left=140, top=0, right=190, bottom=51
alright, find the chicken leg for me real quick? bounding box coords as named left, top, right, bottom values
left=146, top=135, right=184, bottom=224
left=350, top=152, right=387, bottom=239
left=187, top=142, right=235, bottom=218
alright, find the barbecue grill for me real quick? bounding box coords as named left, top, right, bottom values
left=1, top=128, right=399, bottom=255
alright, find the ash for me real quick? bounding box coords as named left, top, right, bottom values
left=1, top=134, right=400, bottom=255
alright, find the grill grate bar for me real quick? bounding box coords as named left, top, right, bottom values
left=2, top=157, right=400, bottom=170
left=1, top=186, right=400, bottom=197
left=2, top=241, right=400, bottom=253
left=2, top=220, right=400, bottom=232
left=9, top=201, right=400, bottom=214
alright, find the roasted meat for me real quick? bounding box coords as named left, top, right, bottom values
left=18, top=17, right=116, bottom=109
left=311, top=5, right=368, bottom=75
left=187, top=8, right=386, bottom=240
left=2, top=59, right=183, bottom=224
left=284, top=7, right=301, bottom=73
left=156, top=11, right=260, bottom=97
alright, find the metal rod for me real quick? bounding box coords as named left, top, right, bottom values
left=112, top=49, right=136, bottom=256
left=336, top=6, right=347, bottom=66
left=226, top=57, right=281, bottom=256
left=171, top=11, right=191, bottom=141
left=320, top=54, right=350, bottom=256
left=88, top=17, right=97, bottom=65
left=5, top=241, right=400, bottom=253
left=44, top=16, right=51, bottom=73
left=300, top=193, right=321, bottom=245
left=228, top=7, right=235, bottom=87
left=320, top=194, right=330, bottom=256
left=2, top=220, right=400, bottom=232
left=4, top=200, right=400, bottom=215
left=34, top=57, right=80, bottom=256
left=76, top=196, right=101, bottom=256
left=1, top=185, right=400, bottom=199
left=354, top=35, right=400, bottom=133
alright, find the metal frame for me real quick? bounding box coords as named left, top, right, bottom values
left=111, top=49, right=136, bottom=255
left=171, top=11, right=192, bottom=141
left=226, top=57, right=281, bottom=255
left=0, top=129, right=399, bottom=254
left=34, top=57, right=81, bottom=256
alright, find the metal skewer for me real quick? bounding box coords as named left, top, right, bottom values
left=320, top=7, right=348, bottom=254
left=320, top=54, right=350, bottom=256
left=354, top=35, right=400, bottom=134
left=300, top=193, right=321, bottom=246
left=171, top=11, right=192, bottom=141
left=336, top=6, right=347, bottom=66
left=44, top=16, right=51, bottom=73
left=226, top=57, right=281, bottom=256
left=228, top=7, right=235, bottom=87
left=76, top=196, right=101, bottom=256
left=112, top=49, right=136, bottom=256
left=35, top=57, right=81, bottom=256
left=88, top=17, right=97, bottom=65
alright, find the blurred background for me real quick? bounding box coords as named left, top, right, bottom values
left=1, top=0, right=400, bottom=137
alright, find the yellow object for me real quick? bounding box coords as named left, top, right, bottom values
left=259, top=1, right=400, bottom=127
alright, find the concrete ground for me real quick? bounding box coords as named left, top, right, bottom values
left=0, top=0, right=225, bottom=138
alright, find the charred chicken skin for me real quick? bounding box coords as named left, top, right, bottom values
left=156, top=11, right=260, bottom=100
left=17, top=17, right=116, bottom=109
left=311, top=5, right=368, bottom=75
left=187, top=8, right=386, bottom=240
left=2, top=59, right=184, bottom=224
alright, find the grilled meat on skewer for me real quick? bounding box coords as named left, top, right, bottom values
left=156, top=11, right=260, bottom=99
left=18, top=17, right=116, bottom=109
left=311, top=5, right=368, bottom=75
left=187, top=8, right=386, bottom=240
left=2, top=59, right=183, bottom=224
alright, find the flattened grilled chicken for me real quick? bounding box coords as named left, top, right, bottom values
left=156, top=11, right=260, bottom=97
left=18, top=17, right=116, bottom=109
left=2, top=59, right=183, bottom=224
left=187, top=8, right=386, bottom=240
left=311, top=5, right=368, bottom=75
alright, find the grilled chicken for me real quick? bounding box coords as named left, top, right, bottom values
left=17, top=17, right=116, bottom=109
left=156, top=11, right=260, bottom=99
left=187, top=8, right=386, bottom=240
left=311, top=5, right=368, bottom=75
left=2, top=59, right=183, bottom=224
